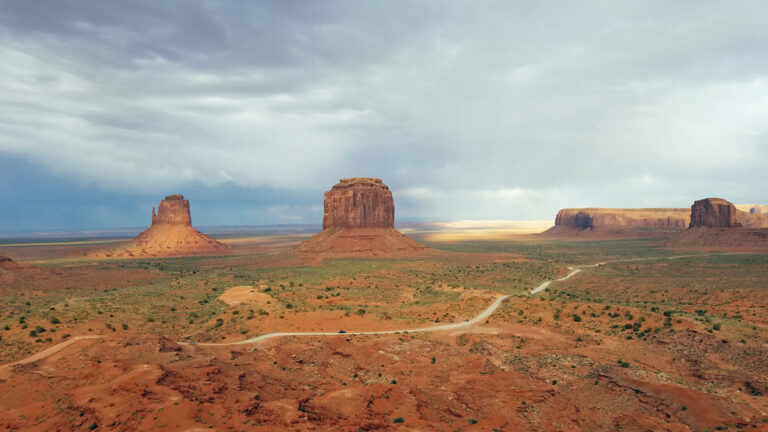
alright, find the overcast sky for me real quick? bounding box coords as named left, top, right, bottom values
left=1, top=1, right=767, bottom=231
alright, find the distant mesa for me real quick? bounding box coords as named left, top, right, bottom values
left=735, top=203, right=768, bottom=215
left=542, top=207, right=690, bottom=238
left=90, top=194, right=229, bottom=258
left=298, top=177, right=426, bottom=257
left=667, top=198, right=768, bottom=252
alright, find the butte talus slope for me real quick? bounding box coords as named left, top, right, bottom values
left=542, top=207, right=690, bottom=238
left=91, top=194, right=229, bottom=258
left=297, top=178, right=426, bottom=257
left=667, top=198, right=768, bottom=252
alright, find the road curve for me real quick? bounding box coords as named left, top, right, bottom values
left=529, top=252, right=741, bottom=295
left=0, top=335, right=101, bottom=379
left=185, top=294, right=510, bottom=347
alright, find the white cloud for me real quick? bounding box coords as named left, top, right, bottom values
left=0, top=1, right=767, bottom=223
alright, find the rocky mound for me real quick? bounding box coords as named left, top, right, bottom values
left=542, top=208, right=690, bottom=238
left=91, top=194, right=229, bottom=258
left=298, top=178, right=425, bottom=258
left=0, top=256, right=20, bottom=270
left=667, top=198, right=768, bottom=252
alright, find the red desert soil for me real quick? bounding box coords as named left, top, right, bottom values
left=89, top=194, right=229, bottom=258
left=2, top=228, right=768, bottom=430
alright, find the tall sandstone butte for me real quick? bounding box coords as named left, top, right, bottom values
left=323, top=178, right=394, bottom=229
left=299, top=178, right=425, bottom=257
left=91, top=194, right=228, bottom=258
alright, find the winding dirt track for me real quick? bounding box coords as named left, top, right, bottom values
left=198, top=253, right=736, bottom=346
left=529, top=253, right=738, bottom=294
left=0, top=335, right=101, bottom=379
left=189, top=294, right=510, bottom=346
left=0, top=252, right=743, bottom=365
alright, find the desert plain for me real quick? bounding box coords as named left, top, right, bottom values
left=1, top=207, right=767, bottom=431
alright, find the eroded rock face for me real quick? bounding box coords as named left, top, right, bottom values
left=152, top=194, right=192, bottom=226
left=689, top=198, right=741, bottom=228
left=323, top=178, right=394, bottom=229
left=554, top=208, right=690, bottom=230
left=0, top=256, right=11, bottom=264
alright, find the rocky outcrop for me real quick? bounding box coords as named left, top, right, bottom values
left=299, top=178, right=425, bottom=258
left=90, top=194, right=229, bottom=258
left=323, top=178, right=394, bottom=229
left=667, top=198, right=768, bottom=251
left=689, top=198, right=768, bottom=229
left=152, top=194, right=192, bottom=226
left=0, top=256, right=11, bottom=264
left=689, top=198, right=741, bottom=228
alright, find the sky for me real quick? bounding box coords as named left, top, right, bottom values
left=1, top=1, right=767, bottom=231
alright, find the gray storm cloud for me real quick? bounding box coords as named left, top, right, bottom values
left=0, top=0, right=766, bottom=223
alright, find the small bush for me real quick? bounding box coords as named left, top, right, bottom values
left=393, top=417, right=404, bottom=423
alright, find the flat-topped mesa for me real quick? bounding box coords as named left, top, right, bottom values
left=554, top=208, right=690, bottom=230
left=736, top=204, right=768, bottom=215
left=323, top=178, right=394, bottom=229
left=152, top=194, right=192, bottom=226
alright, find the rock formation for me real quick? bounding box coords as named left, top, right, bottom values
left=689, top=198, right=768, bottom=229
left=667, top=198, right=768, bottom=252
left=689, top=198, right=740, bottom=228
left=323, top=178, right=394, bottom=229
left=0, top=256, right=19, bottom=271
left=90, top=194, right=229, bottom=258
left=298, top=178, right=425, bottom=258
left=152, top=194, right=192, bottom=225
left=543, top=208, right=690, bottom=238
